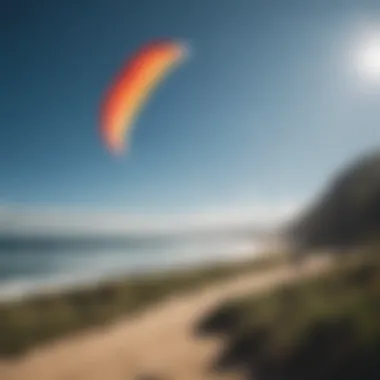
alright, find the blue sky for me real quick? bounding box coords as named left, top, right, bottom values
left=2, top=0, right=380, bottom=232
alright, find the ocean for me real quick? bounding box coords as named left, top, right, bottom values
left=0, top=233, right=261, bottom=301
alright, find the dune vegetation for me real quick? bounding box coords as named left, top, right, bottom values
left=197, top=251, right=380, bottom=380
left=0, top=253, right=284, bottom=357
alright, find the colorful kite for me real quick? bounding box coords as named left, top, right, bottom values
left=100, top=40, right=187, bottom=154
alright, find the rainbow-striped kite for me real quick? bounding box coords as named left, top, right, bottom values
left=100, top=40, right=187, bottom=154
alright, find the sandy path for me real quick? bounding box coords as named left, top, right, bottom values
left=0, top=256, right=330, bottom=380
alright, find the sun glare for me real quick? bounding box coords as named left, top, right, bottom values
left=356, top=36, right=380, bottom=81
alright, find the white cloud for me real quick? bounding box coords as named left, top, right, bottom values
left=0, top=199, right=303, bottom=236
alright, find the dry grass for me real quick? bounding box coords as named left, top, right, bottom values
left=0, top=253, right=284, bottom=357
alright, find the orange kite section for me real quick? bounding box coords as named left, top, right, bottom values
left=100, top=40, right=187, bottom=154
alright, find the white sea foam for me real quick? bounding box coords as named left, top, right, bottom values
left=0, top=236, right=265, bottom=302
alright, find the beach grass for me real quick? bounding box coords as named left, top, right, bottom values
left=198, top=252, right=380, bottom=379
left=0, top=252, right=285, bottom=357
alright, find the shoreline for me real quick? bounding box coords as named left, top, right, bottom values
left=0, top=251, right=283, bottom=358
left=0, top=241, right=260, bottom=303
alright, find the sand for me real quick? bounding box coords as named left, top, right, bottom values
left=0, top=256, right=330, bottom=380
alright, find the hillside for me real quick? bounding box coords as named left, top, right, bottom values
left=197, top=254, right=380, bottom=380
left=289, top=149, right=380, bottom=251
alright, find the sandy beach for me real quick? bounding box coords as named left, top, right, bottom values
left=0, top=256, right=330, bottom=380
